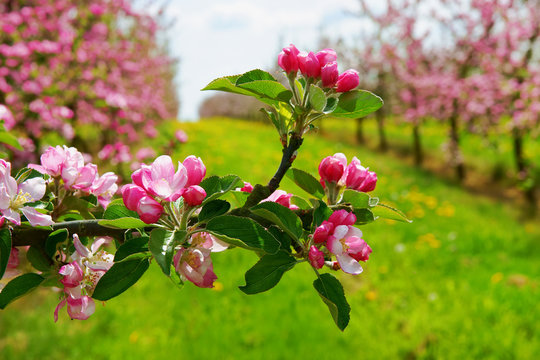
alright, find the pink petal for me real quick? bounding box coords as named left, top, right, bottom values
left=73, top=234, right=92, bottom=258
left=21, top=207, right=54, bottom=226
left=336, top=254, right=363, bottom=275
left=19, top=177, right=46, bottom=201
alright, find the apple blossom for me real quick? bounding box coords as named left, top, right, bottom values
left=278, top=44, right=300, bottom=74
left=182, top=185, right=206, bottom=206
left=336, top=70, right=360, bottom=92
left=308, top=246, right=325, bottom=269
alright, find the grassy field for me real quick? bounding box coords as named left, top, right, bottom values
left=0, top=118, right=539, bottom=359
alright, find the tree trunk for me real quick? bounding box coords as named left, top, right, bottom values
left=512, top=128, right=525, bottom=173
left=355, top=117, right=364, bottom=144
left=512, top=129, right=537, bottom=211
left=376, top=110, right=388, bottom=152
left=449, top=113, right=465, bottom=181
left=412, top=123, right=423, bottom=166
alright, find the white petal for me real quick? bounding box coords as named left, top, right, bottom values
left=2, top=208, right=20, bottom=225
left=21, top=207, right=54, bottom=226
left=336, top=254, right=363, bottom=275
left=19, top=177, right=46, bottom=201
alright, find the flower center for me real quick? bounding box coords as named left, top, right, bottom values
left=10, top=190, right=33, bottom=209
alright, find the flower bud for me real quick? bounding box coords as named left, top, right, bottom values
left=297, top=51, right=321, bottom=78
left=336, top=69, right=360, bottom=92
left=183, top=155, right=206, bottom=187
left=122, top=184, right=147, bottom=211
left=356, top=171, right=377, bottom=192
left=328, top=209, right=356, bottom=226
left=240, top=182, right=253, bottom=193
left=278, top=44, right=300, bottom=74
left=313, top=221, right=334, bottom=244
left=321, top=61, right=339, bottom=88
left=344, top=157, right=368, bottom=190
left=183, top=185, right=206, bottom=206
left=308, top=246, right=325, bottom=269
left=137, top=195, right=163, bottom=224
left=315, top=48, right=337, bottom=67
left=318, top=153, right=347, bottom=183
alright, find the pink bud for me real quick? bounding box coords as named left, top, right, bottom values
left=183, top=156, right=206, bottom=187
left=318, top=153, right=347, bottom=183
left=131, top=165, right=151, bottom=189
left=240, top=182, right=253, bottom=193
left=278, top=44, right=300, bottom=74
left=183, top=185, right=206, bottom=206
left=347, top=237, right=372, bottom=262
left=336, top=70, right=360, bottom=92
left=308, top=246, right=325, bottom=269
left=344, top=157, right=368, bottom=189
left=122, top=184, right=147, bottom=212
left=328, top=210, right=356, bottom=226
left=315, top=48, right=337, bottom=67
left=297, top=52, right=321, bottom=78
left=313, top=221, right=334, bottom=244
left=321, top=61, right=339, bottom=88
left=137, top=196, right=163, bottom=224
left=356, top=171, right=377, bottom=192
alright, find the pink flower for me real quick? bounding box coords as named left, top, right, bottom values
left=313, top=220, right=335, bottom=244
left=0, top=105, right=15, bottom=130
left=355, top=171, right=377, bottom=192
left=278, top=44, right=300, bottom=74
left=28, top=145, right=66, bottom=177
left=66, top=295, right=96, bottom=320
left=297, top=52, right=321, bottom=78
left=318, top=153, right=347, bottom=183
left=59, top=262, right=84, bottom=288
left=240, top=182, right=253, bottom=193
left=90, top=172, right=118, bottom=208
left=173, top=247, right=217, bottom=288
left=183, top=155, right=206, bottom=187
left=262, top=190, right=299, bottom=210
left=0, top=161, right=53, bottom=226
left=321, top=61, right=339, bottom=88
left=328, top=209, right=357, bottom=227
left=182, top=185, right=206, bottom=206
left=308, top=246, right=325, bottom=269
left=122, top=184, right=147, bottom=212
left=336, top=70, right=360, bottom=92
left=327, top=225, right=371, bottom=274
left=315, top=48, right=337, bottom=67
left=174, top=130, right=188, bottom=143
left=137, top=195, right=164, bottom=224
left=140, top=155, right=187, bottom=201
left=71, top=163, right=98, bottom=191
left=343, top=157, right=368, bottom=189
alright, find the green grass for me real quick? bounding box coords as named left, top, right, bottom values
left=1, top=118, right=538, bottom=359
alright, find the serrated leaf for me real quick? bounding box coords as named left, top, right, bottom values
left=286, top=168, right=325, bottom=199
left=92, top=257, right=149, bottom=301
left=0, top=229, right=12, bottom=280
left=98, top=217, right=149, bottom=229
left=199, top=175, right=243, bottom=204
left=239, top=250, right=297, bottom=294
left=251, top=202, right=303, bottom=240
left=114, top=236, right=149, bottom=262
left=206, top=215, right=279, bottom=254
left=372, top=203, right=412, bottom=223
left=149, top=229, right=185, bottom=276
left=198, top=200, right=231, bottom=222
left=309, top=85, right=327, bottom=112
left=324, top=97, right=339, bottom=113
left=235, top=69, right=277, bottom=84
left=0, top=273, right=44, bottom=309
left=333, top=90, right=383, bottom=119
left=341, top=189, right=370, bottom=209
left=313, top=273, right=351, bottom=331
left=290, top=195, right=311, bottom=210
left=45, top=229, right=68, bottom=257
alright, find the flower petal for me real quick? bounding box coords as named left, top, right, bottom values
left=21, top=207, right=54, bottom=226
left=19, top=177, right=46, bottom=201
left=336, top=254, right=363, bottom=275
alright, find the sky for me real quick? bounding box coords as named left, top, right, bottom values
left=158, top=0, right=367, bottom=120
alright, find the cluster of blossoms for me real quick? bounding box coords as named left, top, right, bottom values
left=309, top=210, right=372, bottom=274
left=122, top=155, right=207, bottom=224
left=318, top=153, right=377, bottom=204
left=278, top=45, right=360, bottom=93
left=55, top=235, right=114, bottom=321
left=0, top=159, right=53, bottom=226
left=29, top=146, right=118, bottom=208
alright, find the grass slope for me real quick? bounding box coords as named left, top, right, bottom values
left=0, top=118, right=538, bottom=359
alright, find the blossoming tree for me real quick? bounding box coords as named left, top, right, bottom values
left=0, top=45, right=409, bottom=330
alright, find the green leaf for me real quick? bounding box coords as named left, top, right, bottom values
left=0, top=130, right=22, bottom=150
left=372, top=203, right=412, bottom=223
left=45, top=229, right=68, bottom=257
left=324, top=97, right=339, bottom=113
left=341, top=189, right=370, bottom=209
left=198, top=200, right=231, bottom=222
left=206, top=215, right=280, bottom=254
left=312, top=200, right=332, bottom=227
left=235, top=69, right=277, bottom=84
left=286, top=168, right=325, bottom=199
left=149, top=229, right=186, bottom=276
left=226, top=190, right=250, bottom=208
left=98, top=217, right=149, bottom=229
left=0, top=229, right=12, bottom=280
left=237, top=80, right=293, bottom=103
left=290, top=195, right=311, bottom=210
left=0, top=273, right=44, bottom=309
left=313, top=273, right=351, bottom=331
left=114, top=236, right=149, bottom=262
left=239, top=250, right=297, bottom=294
left=250, top=202, right=303, bottom=240
left=92, top=257, right=150, bottom=301
left=332, top=90, right=383, bottom=119
left=201, top=74, right=280, bottom=107
left=61, top=196, right=95, bottom=219
left=260, top=108, right=281, bottom=133
left=353, top=208, right=376, bottom=225
left=267, top=226, right=292, bottom=252
left=199, top=175, right=243, bottom=204
left=26, top=246, right=51, bottom=272
left=103, top=204, right=139, bottom=220
left=309, top=85, right=327, bottom=112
